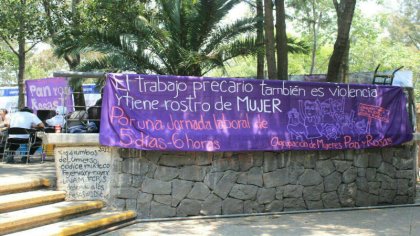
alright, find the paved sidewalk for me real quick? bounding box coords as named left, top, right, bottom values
left=104, top=206, right=420, bottom=236
left=0, top=161, right=56, bottom=181
left=1, top=160, right=419, bottom=236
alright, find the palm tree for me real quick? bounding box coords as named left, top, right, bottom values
left=57, top=0, right=308, bottom=78
left=59, top=0, right=257, bottom=77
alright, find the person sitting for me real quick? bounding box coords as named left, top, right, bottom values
left=0, top=108, right=9, bottom=160
left=4, top=107, right=44, bottom=163
left=46, top=106, right=67, bottom=128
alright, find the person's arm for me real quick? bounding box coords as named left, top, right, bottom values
left=31, top=114, right=45, bottom=129
left=4, top=114, right=10, bottom=128
left=36, top=122, right=45, bottom=129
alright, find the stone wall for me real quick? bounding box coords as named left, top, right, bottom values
left=110, top=145, right=417, bottom=218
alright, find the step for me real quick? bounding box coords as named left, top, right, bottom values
left=7, top=210, right=137, bottom=236
left=0, top=200, right=104, bottom=235
left=0, top=177, right=50, bottom=195
left=0, top=190, right=66, bottom=213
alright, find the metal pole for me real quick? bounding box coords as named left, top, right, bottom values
left=53, top=71, right=106, bottom=79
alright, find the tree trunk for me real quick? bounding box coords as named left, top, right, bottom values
left=256, top=0, right=265, bottom=79
left=326, top=0, right=356, bottom=83
left=310, top=10, right=322, bottom=75
left=263, top=0, right=277, bottom=80
left=275, top=0, right=288, bottom=80
left=17, top=38, right=26, bottom=109
left=69, top=0, right=85, bottom=111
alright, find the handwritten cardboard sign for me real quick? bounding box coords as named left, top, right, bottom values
left=55, top=146, right=113, bottom=200
left=25, top=77, right=74, bottom=112
left=99, top=74, right=413, bottom=151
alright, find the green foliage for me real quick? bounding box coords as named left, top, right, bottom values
left=0, top=0, right=48, bottom=43
left=25, top=49, right=69, bottom=80
left=64, top=0, right=259, bottom=76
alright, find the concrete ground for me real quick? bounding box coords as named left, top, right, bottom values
left=103, top=206, right=420, bottom=236
left=1, top=160, right=420, bottom=236
left=0, top=160, right=56, bottom=183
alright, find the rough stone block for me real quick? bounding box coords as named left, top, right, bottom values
left=137, top=191, right=153, bottom=203
left=324, top=171, right=342, bottom=192
left=381, top=149, right=394, bottom=164
left=137, top=201, right=150, bottom=218
left=287, top=162, right=305, bottom=184
left=394, top=196, right=409, bottom=204
left=263, top=152, right=278, bottom=172
left=305, top=200, right=323, bottom=210
left=214, top=171, right=238, bottom=199
left=379, top=189, right=396, bottom=203
left=150, top=201, right=176, bottom=218
left=159, top=154, right=195, bottom=167
left=315, top=160, right=335, bottom=177
left=172, top=179, right=194, bottom=206
left=229, top=184, right=258, bottom=200
left=146, top=164, right=157, bottom=178
left=204, top=172, right=224, bottom=190
left=179, top=166, right=207, bottom=181
left=277, top=152, right=289, bottom=168
left=354, top=155, right=369, bottom=168
left=257, top=188, right=276, bottom=204
left=356, top=177, right=369, bottom=192
left=265, top=200, right=283, bottom=212
left=357, top=168, right=366, bottom=177
left=188, top=182, right=211, bottom=200
left=298, top=169, right=322, bottom=186
left=392, top=157, right=414, bottom=170
left=356, top=190, right=378, bottom=206
left=122, top=158, right=142, bottom=174
left=366, top=168, right=377, bottom=181
left=117, top=187, right=139, bottom=199
left=143, top=151, right=165, bottom=165
left=142, top=178, right=172, bottom=195
left=284, top=185, right=304, bottom=198
left=377, top=173, right=397, bottom=190
left=333, top=160, right=352, bottom=173
left=283, top=198, right=306, bottom=210
left=238, top=153, right=256, bottom=171
left=113, top=198, right=126, bottom=210
left=368, top=182, right=381, bottom=195
left=396, top=170, right=414, bottom=179
left=338, top=183, right=357, bottom=207
left=237, top=172, right=247, bottom=184
left=194, top=152, right=213, bottom=166
left=368, top=155, right=382, bottom=168
left=247, top=167, right=263, bottom=187
left=213, top=157, right=240, bottom=172
left=177, top=199, right=202, bottom=216
left=222, top=198, right=243, bottom=214
left=327, top=150, right=345, bottom=160
left=132, top=175, right=144, bottom=188
left=154, top=195, right=172, bottom=205
left=322, top=192, right=341, bottom=208
left=118, top=173, right=132, bottom=187
left=377, top=162, right=396, bottom=178
left=397, top=179, right=409, bottom=195
left=342, top=167, right=357, bottom=184
left=244, top=200, right=265, bottom=213
left=275, top=187, right=284, bottom=200
left=303, top=184, right=323, bottom=201
left=201, top=194, right=222, bottom=215
left=126, top=199, right=137, bottom=210
left=154, top=166, right=179, bottom=181
left=299, top=152, right=317, bottom=169
left=263, top=169, right=288, bottom=188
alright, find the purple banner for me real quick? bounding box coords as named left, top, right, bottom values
left=25, top=78, right=74, bottom=112
left=99, top=74, right=413, bottom=151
